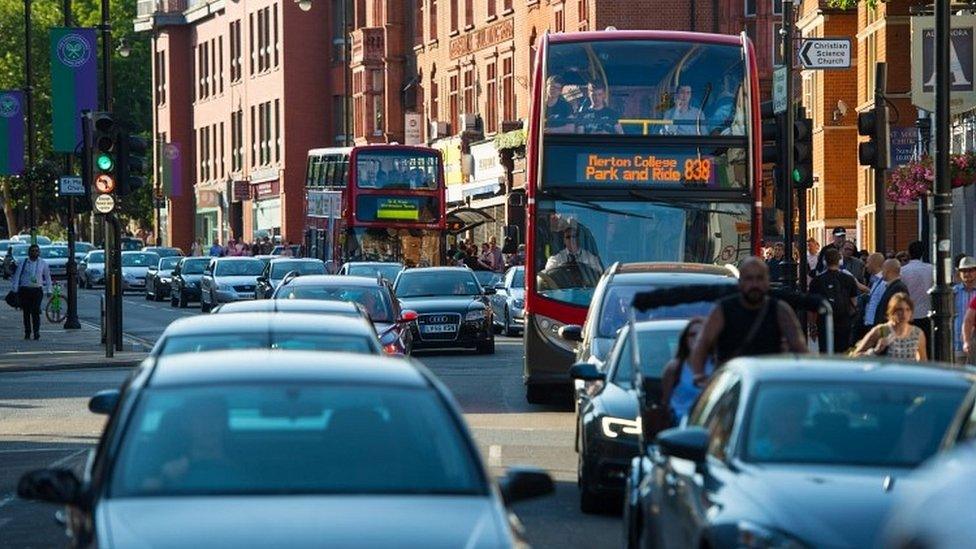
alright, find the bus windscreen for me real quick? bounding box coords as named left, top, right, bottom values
left=356, top=150, right=440, bottom=190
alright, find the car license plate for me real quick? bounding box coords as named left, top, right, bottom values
left=422, top=324, right=456, bottom=334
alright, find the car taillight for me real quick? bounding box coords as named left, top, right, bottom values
left=382, top=343, right=400, bottom=355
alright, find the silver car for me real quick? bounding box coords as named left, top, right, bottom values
left=79, top=250, right=105, bottom=288
left=199, top=256, right=264, bottom=312
left=39, top=245, right=71, bottom=279
left=489, top=266, right=525, bottom=336
left=121, top=251, right=161, bottom=292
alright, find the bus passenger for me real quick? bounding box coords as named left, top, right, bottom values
left=661, top=85, right=704, bottom=135
left=576, top=82, right=623, bottom=135
left=545, top=75, right=576, bottom=133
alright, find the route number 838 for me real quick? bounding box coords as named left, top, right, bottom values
left=683, top=158, right=711, bottom=182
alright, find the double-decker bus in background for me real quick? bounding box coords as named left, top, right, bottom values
left=304, top=145, right=446, bottom=269
left=523, top=30, right=762, bottom=403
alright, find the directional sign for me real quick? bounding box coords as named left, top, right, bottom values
left=58, top=176, right=84, bottom=196
left=799, top=38, right=851, bottom=69
left=94, top=174, right=115, bottom=193
left=93, top=193, right=116, bottom=214
left=773, top=66, right=788, bottom=114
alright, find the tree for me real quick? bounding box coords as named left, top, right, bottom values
left=0, top=0, right=151, bottom=236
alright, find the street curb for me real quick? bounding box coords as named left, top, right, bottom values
left=77, top=319, right=154, bottom=353
left=0, top=358, right=145, bottom=374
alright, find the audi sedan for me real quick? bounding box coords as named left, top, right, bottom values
left=17, top=350, right=554, bottom=547
left=626, top=357, right=973, bottom=549
left=212, top=298, right=367, bottom=319
left=145, top=256, right=181, bottom=301
left=170, top=256, right=211, bottom=308
left=200, top=257, right=265, bottom=312
left=393, top=267, right=495, bottom=354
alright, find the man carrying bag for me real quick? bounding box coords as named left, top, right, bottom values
left=12, top=244, right=52, bottom=340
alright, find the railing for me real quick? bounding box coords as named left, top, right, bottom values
left=136, top=0, right=188, bottom=17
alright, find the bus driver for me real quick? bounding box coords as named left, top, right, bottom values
left=545, top=226, right=603, bottom=273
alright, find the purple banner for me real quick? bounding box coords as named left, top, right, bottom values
left=161, top=142, right=184, bottom=197
left=0, top=90, right=25, bottom=175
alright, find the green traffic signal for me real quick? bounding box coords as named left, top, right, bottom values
left=97, top=154, right=113, bottom=171
left=792, top=169, right=801, bottom=183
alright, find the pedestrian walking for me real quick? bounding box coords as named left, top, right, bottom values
left=209, top=240, right=224, bottom=257
left=900, top=240, right=934, bottom=341
left=11, top=244, right=52, bottom=340
left=964, top=294, right=976, bottom=365
left=853, top=252, right=886, bottom=341
left=809, top=248, right=859, bottom=353
left=852, top=293, right=927, bottom=361
left=840, top=241, right=865, bottom=281
left=660, top=318, right=714, bottom=425
left=688, top=257, right=807, bottom=384
left=190, top=238, right=204, bottom=256
left=805, top=238, right=820, bottom=276
left=863, top=259, right=909, bottom=329
left=814, top=227, right=847, bottom=275
left=489, top=237, right=504, bottom=273
left=766, top=242, right=788, bottom=283
left=954, top=256, right=976, bottom=364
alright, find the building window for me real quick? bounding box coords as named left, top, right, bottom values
left=487, top=0, right=495, bottom=19
left=485, top=60, right=497, bottom=134
left=866, top=32, right=877, bottom=97
left=250, top=105, right=256, bottom=167
left=554, top=4, right=564, bottom=33
left=249, top=13, right=255, bottom=75
left=273, top=3, right=280, bottom=68
left=429, top=0, right=438, bottom=39
left=772, top=22, right=783, bottom=65
left=463, top=65, right=475, bottom=116
left=230, top=20, right=242, bottom=82
left=503, top=0, right=512, bottom=12
left=502, top=56, right=514, bottom=122
left=274, top=99, right=281, bottom=162
left=154, top=50, right=167, bottom=106
left=218, top=37, right=224, bottom=93
left=745, top=0, right=756, bottom=17
left=577, top=0, right=589, bottom=30
left=772, top=0, right=782, bottom=15
left=209, top=39, right=216, bottom=97
left=415, top=0, right=424, bottom=46
left=219, top=122, right=225, bottom=178
left=231, top=110, right=242, bottom=171
left=449, top=73, right=459, bottom=133
left=373, top=95, right=384, bottom=135
left=430, top=69, right=439, bottom=124
left=203, top=126, right=211, bottom=181
left=450, top=0, right=458, bottom=33
left=465, top=0, right=473, bottom=27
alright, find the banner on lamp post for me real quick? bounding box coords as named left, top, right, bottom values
left=0, top=91, right=25, bottom=175
left=912, top=15, right=976, bottom=115
left=161, top=142, right=184, bottom=198
left=50, top=28, right=98, bottom=153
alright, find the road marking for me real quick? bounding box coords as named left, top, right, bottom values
left=49, top=449, right=87, bottom=469
left=0, top=448, right=76, bottom=454
left=488, top=444, right=502, bottom=467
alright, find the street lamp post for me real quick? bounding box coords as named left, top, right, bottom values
left=931, top=0, right=954, bottom=362
left=24, top=0, right=37, bottom=244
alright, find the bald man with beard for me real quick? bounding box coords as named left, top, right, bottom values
left=864, top=259, right=909, bottom=328
left=689, top=257, right=807, bottom=386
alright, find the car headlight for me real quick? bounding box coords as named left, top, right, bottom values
left=737, top=521, right=806, bottom=549
left=512, top=298, right=524, bottom=309
left=122, top=273, right=134, bottom=281
left=160, top=277, right=171, bottom=283
left=465, top=309, right=486, bottom=321
left=600, top=416, right=641, bottom=439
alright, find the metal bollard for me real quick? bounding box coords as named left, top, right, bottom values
left=100, top=295, right=105, bottom=344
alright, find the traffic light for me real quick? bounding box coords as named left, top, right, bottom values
left=117, top=131, right=147, bottom=197
left=761, top=100, right=783, bottom=165
left=91, top=112, right=117, bottom=196
left=857, top=104, right=890, bottom=169
left=792, top=108, right=814, bottom=189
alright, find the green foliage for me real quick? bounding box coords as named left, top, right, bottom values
left=0, top=0, right=152, bottom=232
left=826, top=0, right=879, bottom=9
left=495, top=128, right=526, bottom=151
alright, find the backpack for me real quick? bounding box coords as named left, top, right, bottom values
left=815, top=271, right=853, bottom=319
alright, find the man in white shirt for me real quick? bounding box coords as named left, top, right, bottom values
left=661, top=85, right=704, bottom=136
left=12, top=244, right=53, bottom=340
left=806, top=238, right=820, bottom=275
left=900, top=240, right=934, bottom=343
left=545, top=227, right=602, bottom=274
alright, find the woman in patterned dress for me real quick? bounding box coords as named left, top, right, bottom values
left=853, top=293, right=928, bottom=361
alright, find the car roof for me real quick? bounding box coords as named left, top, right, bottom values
left=726, top=356, right=976, bottom=389
left=284, top=274, right=383, bottom=287
left=609, top=271, right=739, bottom=286
left=211, top=256, right=264, bottom=262
left=215, top=298, right=363, bottom=315
left=270, top=257, right=321, bottom=263
left=614, top=262, right=737, bottom=275
left=632, top=319, right=691, bottom=332
left=147, top=350, right=429, bottom=388
left=161, top=312, right=374, bottom=337
left=345, top=261, right=403, bottom=266
left=399, top=267, right=472, bottom=275
left=122, top=250, right=157, bottom=255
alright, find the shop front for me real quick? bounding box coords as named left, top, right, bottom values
left=194, top=189, right=222, bottom=246
left=252, top=180, right=282, bottom=241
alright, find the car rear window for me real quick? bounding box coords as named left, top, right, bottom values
left=160, top=333, right=377, bottom=356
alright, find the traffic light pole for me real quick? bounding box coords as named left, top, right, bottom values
left=932, top=0, right=954, bottom=362
left=63, top=0, right=80, bottom=330
left=873, top=63, right=887, bottom=253
left=782, top=0, right=796, bottom=290
left=797, top=105, right=808, bottom=292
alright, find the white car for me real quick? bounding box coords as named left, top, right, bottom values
left=121, top=251, right=161, bottom=292
left=489, top=266, right=525, bottom=336
left=39, top=245, right=71, bottom=279
left=199, top=256, right=265, bottom=312
left=80, top=250, right=105, bottom=288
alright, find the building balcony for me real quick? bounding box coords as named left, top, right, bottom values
left=134, top=0, right=221, bottom=31
left=136, top=0, right=187, bottom=17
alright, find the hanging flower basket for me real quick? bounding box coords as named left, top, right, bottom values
left=886, top=153, right=976, bottom=205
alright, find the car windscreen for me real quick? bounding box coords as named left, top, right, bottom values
left=159, top=333, right=377, bottom=356
left=512, top=268, right=525, bottom=288
left=86, top=251, right=105, bottom=263
left=180, top=259, right=210, bottom=274
left=150, top=248, right=183, bottom=257
left=40, top=247, right=69, bottom=259
left=597, top=283, right=725, bottom=337
left=122, top=253, right=160, bottom=267
left=271, top=261, right=326, bottom=279
left=396, top=271, right=481, bottom=297
left=348, top=264, right=403, bottom=281
left=0, top=242, right=8, bottom=252
left=159, top=257, right=181, bottom=270
left=215, top=260, right=265, bottom=276
left=741, top=382, right=968, bottom=468
left=277, top=285, right=394, bottom=323
left=111, top=384, right=485, bottom=497
left=473, top=271, right=501, bottom=288
left=611, top=327, right=684, bottom=389
left=11, top=246, right=28, bottom=257
left=75, top=243, right=94, bottom=253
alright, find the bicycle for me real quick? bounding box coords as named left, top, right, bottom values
left=45, top=283, right=66, bottom=323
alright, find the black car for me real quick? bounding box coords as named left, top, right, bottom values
left=146, top=256, right=182, bottom=301
left=571, top=319, right=687, bottom=513
left=17, top=350, right=554, bottom=547
left=169, top=256, right=211, bottom=308
left=143, top=246, right=184, bottom=258
left=626, top=356, right=973, bottom=549
left=272, top=275, right=416, bottom=356
left=393, top=267, right=496, bottom=354
left=256, top=258, right=327, bottom=299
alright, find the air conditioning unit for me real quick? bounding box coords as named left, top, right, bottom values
left=461, top=113, right=482, bottom=132
left=429, top=120, right=450, bottom=139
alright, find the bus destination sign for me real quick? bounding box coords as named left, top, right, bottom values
left=376, top=197, right=420, bottom=221
left=576, top=153, right=715, bottom=186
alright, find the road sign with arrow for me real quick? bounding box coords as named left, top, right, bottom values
left=799, top=38, right=851, bottom=70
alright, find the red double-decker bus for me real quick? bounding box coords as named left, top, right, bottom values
left=304, top=145, right=446, bottom=268
left=523, top=30, right=762, bottom=402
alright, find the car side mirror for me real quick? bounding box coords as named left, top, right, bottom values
left=399, top=310, right=419, bottom=323
left=88, top=389, right=120, bottom=415
left=483, top=287, right=496, bottom=295
left=494, top=283, right=506, bottom=291
left=558, top=324, right=583, bottom=342
left=17, top=468, right=82, bottom=505
left=499, top=467, right=554, bottom=506
left=569, top=362, right=605, bottom=381
left=656, top=427, right=709, bottom=463
left=257, top=276, right=267, bottom=283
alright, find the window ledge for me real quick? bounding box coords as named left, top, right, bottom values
left=502, top=8, right=514, bottom=15
left=427, top=39, right=439, bottom=47
left=450, top=30, right=460, bottom=37
left=414, top=43, right=426, bottom=53
left=486, top=15, right=498, bottom=22
left=464, top=24, right=475, bottom=31
left=526, top=0, right=539, bottom=6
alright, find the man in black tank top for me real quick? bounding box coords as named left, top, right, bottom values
left=688, top=257, right=807, bottom=385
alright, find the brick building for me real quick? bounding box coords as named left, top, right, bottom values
left=135, top=0, right=341, bottom=250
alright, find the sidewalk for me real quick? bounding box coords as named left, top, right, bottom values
left=0, top=286, right=149, bottom=372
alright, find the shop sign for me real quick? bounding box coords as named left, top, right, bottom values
left=254, top=180, right=280, bottom=199
left=890, top=127, right=918, bottom=167
left=462, top=140, right=503, bottom=199
left=432, top=136, right=463, bottom=187
left=232, top=181, right=250, bottom=202
left=450, top=18, right=514, bottom=59
left=912, top=15, right=976, bottom=115
left=196, top=189, right=220, bottom=208
left=404, top=112, right=423, bottom=145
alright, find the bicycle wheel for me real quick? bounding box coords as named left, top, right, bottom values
left=45, top=299, right=66, bottom=323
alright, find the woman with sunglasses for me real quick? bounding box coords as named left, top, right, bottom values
left=661, top=317, right=714, bottom=424
left=853, top=292, right=928, bottom=361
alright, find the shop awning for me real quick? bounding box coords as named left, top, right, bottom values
left=446, top=207, right=495, bottom=235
